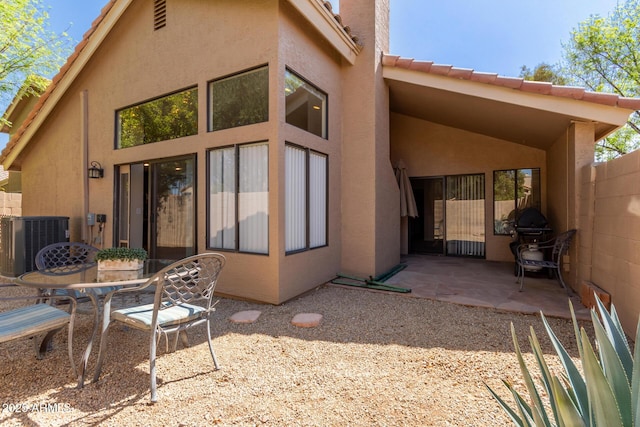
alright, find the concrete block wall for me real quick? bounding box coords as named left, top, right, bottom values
left=589, top=149, right=640, bottom=334
left=0, top=192, right=22, bottom=216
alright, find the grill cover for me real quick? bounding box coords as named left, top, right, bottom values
left=515, top=208, right=549, bottom=230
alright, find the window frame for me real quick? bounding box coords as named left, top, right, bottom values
left=284, top=68, right=328, bottom=139
left=207, top=65, right=269, bottom=133
left=207, top=141, right=269, bottom=255
left=493, top=167, right=542, bottom=236
left=115, top=86, right=198, bottom=149
left=285, top=142, right=328, bottom=254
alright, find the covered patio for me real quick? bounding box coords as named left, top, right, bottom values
left=380, top=255, right=590, bottom=319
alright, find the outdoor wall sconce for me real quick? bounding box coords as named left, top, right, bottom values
left=88, top=161, right=104, bottom=179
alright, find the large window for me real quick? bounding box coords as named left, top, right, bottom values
left=117, top=87, right=198, bottom=148
left=209, top=66, right=269, bottom=132
left=208, top=143, right=269, bottom=254
left=285, top=144, right=327, bottom=253
left=493, top=168, right=541, bottom=235
left=285, top=69, right=327, bottom=139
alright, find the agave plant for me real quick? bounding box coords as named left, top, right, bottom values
left=486, top=296, right=640, bottom=426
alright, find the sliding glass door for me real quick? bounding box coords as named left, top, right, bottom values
left=445, top=174, right=485, bottom=257
left=116, top=156, right=196, bottom=260
left=409, top=174, right=485, bottom=257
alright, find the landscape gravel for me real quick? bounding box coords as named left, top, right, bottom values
left=0, top=283, right=593, bottom=426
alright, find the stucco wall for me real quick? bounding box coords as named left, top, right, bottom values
left=16, top=0, right=345, bottom=304
left=340, top=0, right=400, bottom=279
left=588, top=149, right=640, bottom=333
left=390, top=113, right=547, bottom=262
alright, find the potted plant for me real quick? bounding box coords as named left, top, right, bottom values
left=95, top=247, right=148, bottom=271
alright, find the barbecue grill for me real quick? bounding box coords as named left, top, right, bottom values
left=513, top=207, right=552, bottom=239
left=509, top=208, right=552, bottom=275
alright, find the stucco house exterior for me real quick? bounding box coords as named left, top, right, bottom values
left=2, top=0, right=640, bottom=320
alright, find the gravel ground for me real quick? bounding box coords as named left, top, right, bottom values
left=0, top=283, right=593, bottom=426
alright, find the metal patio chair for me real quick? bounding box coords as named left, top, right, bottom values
left=93, top=253, right=226, bottom=402
left=36, top=242, right=121, bottom=301
left=516, top=229, right=577, bottom=294
left=36, top=242, right=99, bottom=275
left=0, top=287, right=77, bottom=377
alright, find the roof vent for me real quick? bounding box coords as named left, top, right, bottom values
left=154, top=0, right=166, bottom=30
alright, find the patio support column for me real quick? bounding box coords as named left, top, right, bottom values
left=547, top=121, right=595, bottom=292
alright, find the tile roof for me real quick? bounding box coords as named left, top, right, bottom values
left=321, top=1, right=360, bottom=45
left=382, top=54, right=640, bottom=111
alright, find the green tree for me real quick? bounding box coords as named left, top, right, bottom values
left=0, top=0, right=71, bottom=128
left=562, top=0, right=640, bottom=160
left=519, top=63, right=567, bottom=85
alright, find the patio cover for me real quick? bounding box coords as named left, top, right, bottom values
left=382, top=55, right=640, bottom=149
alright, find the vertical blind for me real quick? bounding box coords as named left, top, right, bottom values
left=286, top=145, right=306, bottom=251
left=239, top=143, right=269, bottom=254
left=209, top=143, right=268, bottom=254
left=209, top=147, right=236, bottom=249
left=309, top=151, right=327, bottom=248
left=445, top=174, right=485, bottom=257
left=285, top=145, right=327, bottom=252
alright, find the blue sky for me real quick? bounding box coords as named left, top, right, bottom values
left=0, top=0, right=622, bottom=149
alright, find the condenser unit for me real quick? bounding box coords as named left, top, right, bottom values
left=0, top=216, right=69, bottom=277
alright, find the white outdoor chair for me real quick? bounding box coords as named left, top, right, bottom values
left=93, top=253, right=226, bottom=402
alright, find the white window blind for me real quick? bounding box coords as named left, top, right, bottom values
left=209, top=147, right=236, bottom=249
left=286, top=145, right=306, bottom=252
left=285, top=145, right=327, bottom=253
left=239, top=143, right=269, bottom=254
left=309, top=151, right=327, bottom=248
left=209, top=143, right=268, bottom=254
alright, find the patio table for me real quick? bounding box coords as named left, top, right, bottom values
left=15, top=259, right=173, bottom=388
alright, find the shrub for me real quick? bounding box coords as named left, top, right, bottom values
left=95, top=247, right=148, bottom=262
left=486, top=297, right=640, bottom=426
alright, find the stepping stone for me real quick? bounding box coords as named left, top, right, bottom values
left=229, top=310, right=262, bottom=324
left=291, top=313, right=323, bottom=328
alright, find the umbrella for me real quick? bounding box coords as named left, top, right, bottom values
left=395, top=160, right=418, bottom=218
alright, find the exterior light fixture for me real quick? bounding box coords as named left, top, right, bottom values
left=88, top=161, right=104, bottom=179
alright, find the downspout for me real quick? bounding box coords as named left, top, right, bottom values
left=81, top=90, right=89, bottom=243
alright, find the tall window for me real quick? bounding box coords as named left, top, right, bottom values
left=116, top=87, right=198, bottom=148
left=209, top=66, right=269, bottom=132
left=285, top=69, right=327, bottom=139
left=493, top=168, right=541, bottom=235
left=285, top=144, right=327, bottom=253
left=208, top=143, right=269, bottom=254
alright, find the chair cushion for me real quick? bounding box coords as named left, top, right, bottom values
left=111, top=302, right=205, bottom=330
left=55, top=286, right=122, bottom=299
left=0, top=304, right=70, bottom=343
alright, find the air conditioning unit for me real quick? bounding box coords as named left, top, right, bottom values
left=0, top=216, right=69, bottom=277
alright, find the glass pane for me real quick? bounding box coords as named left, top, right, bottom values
left=209, top=147, right=236, bottom=249
left=493, top=170, right=516, bottom=234
left=153, top=158, right=195, bottom=259
left=493, top=168, right=541, bottom=235
left=285, top=70, right=327, bottom=138
left=238, top=143, right=268, bottom=254
left=285, top=145, right=306, bottom=252
left=117, top=88, right=198, bottom=148
left=118, top=173, right=129, bottom=246
left=209, top=66, right=269, bottom=131
left=518, top=168, right=541, bottom=211
left=446, top=174, right=485, bottom=257
left=309, top=151, right=327, bottom=248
